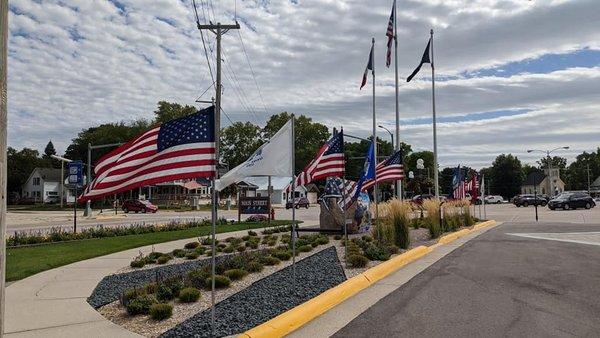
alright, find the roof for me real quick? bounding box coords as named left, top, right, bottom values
left=523, top=172, right=546, bottom=186
left=34, top=167, right=63, bottom=182
left=244, top=176, right=306, bottom=191
left=591, top=176, right=600, bottom=190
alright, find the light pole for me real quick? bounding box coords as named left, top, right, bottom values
left=50, top=155, right=73, bottom=208
left=527, top=146, right=569, bottom=197
left=379, top=125, right=401, bottom=199
left=377, top=125, right=393, bottom=154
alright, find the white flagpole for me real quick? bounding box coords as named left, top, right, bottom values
left=372, top=37, right=379, bottom=225
left=393, top=0, right=401, bottom=201
left=430, top=29, right=439, bottom=200
left=340, top=128, right=348, bottom=266
left=290, top=115, right=296, bottom=287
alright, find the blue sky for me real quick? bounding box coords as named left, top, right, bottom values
left=6, top=0, right=600, bottom=168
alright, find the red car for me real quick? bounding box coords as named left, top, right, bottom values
left=121, top=199, right=158, bottom=213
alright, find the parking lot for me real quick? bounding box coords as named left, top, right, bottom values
left=481, top=203, right=600, bottom=224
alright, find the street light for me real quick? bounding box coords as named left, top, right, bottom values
left=378, top=125, right=396, bottom=199
left=50, top=155, right=72, bottom=208
left=527, top=146, right=570, bottom=197
left=377, top=125, right=393, bottom=153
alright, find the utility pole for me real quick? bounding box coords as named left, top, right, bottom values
left=1, top=1, right=7, bottom=335
left=195, top=19, right=239, bottom=338
left=587, top=164, right=591, bottom=194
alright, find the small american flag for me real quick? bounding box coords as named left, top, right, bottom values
left=80, top=106, right=216, bottom=201
left=452, top=165, right=466, bottom=199
left=361, top=149, right=404, bottom=191
left=385, top=0, right=396, bottom=68
left=323, top=177, right=357, bottom=210
left=292, top=131, right=345, bottom=188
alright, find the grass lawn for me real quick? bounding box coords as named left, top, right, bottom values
left=7, top=220, right=293, bottom=282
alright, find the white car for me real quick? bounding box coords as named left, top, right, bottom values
left=485, top=195, right=504, bottom=204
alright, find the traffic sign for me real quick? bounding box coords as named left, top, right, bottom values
left=68, top=160, right=83, bottom=186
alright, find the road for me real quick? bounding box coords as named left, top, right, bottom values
left=333, top=221, right=600, bottom=337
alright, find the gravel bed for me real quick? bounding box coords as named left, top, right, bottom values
left=88, top=254, right=233, bottom=308
left=160, top=247, right=345, bottom=338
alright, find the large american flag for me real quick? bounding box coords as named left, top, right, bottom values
left=385, top=0, right=396, bottom=68
left=79, top=106, right=216, bottom=202
left=361, top=149, right=404, bottom=191
left=452, top=166, right=465, bottom=199
left=292, top=131, right=345, bottom=188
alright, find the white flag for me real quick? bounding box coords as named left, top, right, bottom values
left=215, top=119, right=293, bottom=191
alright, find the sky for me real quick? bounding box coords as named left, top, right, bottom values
left=7, top=0, right=600, bottom=169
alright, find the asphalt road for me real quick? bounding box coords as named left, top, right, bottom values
left=333, top=221, right=600, bottom=337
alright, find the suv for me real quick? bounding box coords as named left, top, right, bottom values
left=286, top=197, right=310, bottom=209
left=485, top=195, right=504, bottom=204
left=122, top=199, right=158, bottom=213
left=411, top=194, right=434, bottom=205
left=548, top=192, right=595, bottom=210
left=513, top=194, right=547, bottom=207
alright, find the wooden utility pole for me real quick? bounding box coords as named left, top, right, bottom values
left=195, top=20, right=239, bottom=338
left=0, top=1, right=8, bottom=335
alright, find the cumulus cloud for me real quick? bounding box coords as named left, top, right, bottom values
left=6, top=0, right=600, bottom=168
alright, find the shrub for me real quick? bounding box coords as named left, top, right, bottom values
left=347, top=254, right=369, bottom=268
left=201, top=237, right=212, bottom=245
left=246, top=241, right=259, bottom=249
left=248, top=230, right=258, bottom=236
left=156, top=255, right=171, bottom=264
left=384, top=199, right=412, bottom=249
left=371, top=221, right=395, bottom=246
left=178, top=287, right=201, bottom=303
left=237, top=246, right=247, bottom=252
left=225, top=237, right=235, bottom=243
left=361, top=235, right=373, bottom=242
left=172, top=249, right=186, bottom=258
left=148, top=251, right=164, bottom=260
left=261, top=256, right=280, bottom=266
left=126, top=295, right=157, bottom=315
left=186, top=252, right=199, bottom=260
left=130, top=259, right=145, bottom=268
left=297, top=245, right=312, bottom=253
left=364, top=244, right=390, bottom=261
left=411, top=218, right=421, bottom=229
left=184, top=241, right=200, bottom=249
left=223, top=246, right=235, bottom=253
left=333, top=234, right=342, bottom=240
left=247, top=261, right=264, bottom=273
left=187, top=269, right=211, bottom=289
left=423, top=199, right=442, bottom=239
left=205, top=275, right=231, bottom=289
left=272, top=251, right=291, bottom=261
left=145, top=282, right=158, bottom=294
left=217, top=243, right=227, bottom=249
left=205, top=250, right=213, bottom=256
left=224, top=269, right=248, bottom=281
left=386, top=245, right=399, bottom=255
left=194, top=246, right=207, bottom=255
left=149, top=303, right=173, bottom=320
left=156, top=283, right=175, bottom=301
left=120, top=288, right=146, bottom=306
left=316, top=236, right=329, bottom=245
left=267, top=240, right=277, bottom=247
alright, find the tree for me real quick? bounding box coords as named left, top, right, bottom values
left=153, top=101, right=197, bottom=124
left=42, top=141, right=60, bottom=168
left=439, top=167, right=454, bottom=195
left=220, top=122, right=263, bottom=169
left=537, top=156, right=567, bottom=170
left=522, top=163, right=543, bottom=179
left=490, top=154, right=523, bottom=199
left=263, top=112, right=330, bottom=173
left=403, top=151, right=435, bottom=195
left=7, top=147, right=43, bottom=194
left=564, top=148, right=600, bottom=191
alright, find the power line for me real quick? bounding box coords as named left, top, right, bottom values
left=237, top=29, right=269, bottom=116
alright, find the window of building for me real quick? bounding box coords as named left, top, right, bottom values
left=33, top=177, right=40, bottom=186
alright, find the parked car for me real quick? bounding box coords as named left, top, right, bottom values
left=286, top=197, right=310, bottom=209
left=513, top=194, right=547, bottom=207
left=548, top=192, right=596, bottom=210
left=485, top=195, right=504, bottom=204
left=411, top=194, right=434, bottom=205
left=121, top=199, right=158, bottom=213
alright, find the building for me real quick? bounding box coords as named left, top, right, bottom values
left=244, top=177, right=307, bottom=205
left=590, top=176, right=600, bottom=197
left=521, top=168, right=565, bottom=196
left=151, top=178, right=212, bottom=206
left=22, top=167, right=64, bottom=203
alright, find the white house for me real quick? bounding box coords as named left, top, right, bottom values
left=22, top=168, right=64, bottom=203
left=244, top=176, right=307, bottom=205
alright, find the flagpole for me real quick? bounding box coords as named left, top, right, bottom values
left=290, top=114, right=296, bottom=290
left=340, top=128, right=348, bottom=267
left=430, top=29, right=439, bottom=200
left=393, top=0, right=401, bottom=201
left=371, top=37, right=379, bottom=225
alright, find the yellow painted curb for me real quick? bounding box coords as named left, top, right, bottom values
left=473, top=220, right=496, bottom=230
left=242, top=220, right=497, bottom=338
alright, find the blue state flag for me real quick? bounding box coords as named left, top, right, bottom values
left=354, top=141, right=376, bottom=198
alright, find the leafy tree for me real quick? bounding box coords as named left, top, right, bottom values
left=220, top=122, right=263, bottom=168
left=42, top=141, right=60, bottom=168
left=439, top=167, right=454, bottom=195
left=522, top=163, right=543, bottom=179
left=490, top=154, right=523, bottom=199
left=153, top=101, right=197, bottom=124
left=262, top=112, right=329, bottom=173
left=537, top=156, right=567, bottom=170
left=564, top=148, right=600, bottom=191
left=7, top=147, right=43, bottom=194
left=403, top=151, right=435, bottom=195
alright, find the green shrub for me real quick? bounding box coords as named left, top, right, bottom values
left=347, top=254, right=369, bottom=268
left=224, top=269, right=248, bottom=281
left=364, top=245, right=390, bottom=261
left=120, top=288, right=146, bottom=306
left=316, top=236, right=329, bottom=245
left=156, top=255, right=171, bottom=264
left=126, top=295, right=157, bottom=315
left=217, top=243, right=227, bottom=249
left=386, top=245, right=399, bottom=255
left=223, top=246, right=235, bottom=253
left=149, top=303, right=173, bottom=320
left=201, top=237, right=212, bottom=245
left=145, top=282, right=158, bottom=294
left=205, top=275, right=231, bottom=289
left=130, top=259, right=145, bottom=268
left=295, top=238, right=309, bottom=247
left=172, top=249, right=186, bottom=258
left=148, top=251, right=165, bottom=260
left=156, top=284, right=175, bottom=301
left=297, top=245, right=312, bottom=253
left=163, top=277, right=184, bottom=296
left=187, top=269, right=211, bottom=289
left=186, top=252, right=199, bottom=260
left=248, top=230, right=258, bottom=236
left=184, top=241, right=200, bottom=249
left=261, top=229, right=274, bottom=235
left=267, top=240, right=277, bottom=247
left=225, top=237, right=235, bottom=243
left=362, top=235, right=373, bottom=242
left=411, top=218, right=421, bottom=229
left=194, top=246, right=207, bottom=255
left=261, top=256, right=281, bottom=266
left=237, top=246, right=247, bottom=252
left=178, top=287, right=201, bottom=303
left=272, top=251, right=291, bottom=261
left=333, top=234, right=342, bottom=240
left=247, top=241, right=259, bottom=249
left=393, top=217, right=411, bottom=249
left=205, top=250, right=213, bottom=256
left=242, top=235, right=251, bottom=241
left=247, top=261, right=264, bottom=273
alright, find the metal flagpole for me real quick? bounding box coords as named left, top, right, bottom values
left=340, top=128, right=348, bottom=266
left=393, top=0, right=401, bottom=201
left=482, top=175, right=487, bottom=219
left=430, top=29, right=439, bottom=200
left=0, top=1, right=6, bottom=331
left=290, top=115, right=297, bottom=289
left=372, top=37, right=379, bottom=224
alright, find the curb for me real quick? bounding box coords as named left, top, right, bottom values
left=240, top=220, right=497, bottom=338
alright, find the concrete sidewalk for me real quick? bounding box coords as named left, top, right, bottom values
left=4, top=222, right=316, bottom=337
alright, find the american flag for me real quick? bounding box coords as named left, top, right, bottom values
left=361, top=149, right=404, bottom=191
left=464, top=171, right=480, bottom=200
left=79, top=106, right=216, bottom=202
left=452, top=165, right=466, bottom=199
left=385, top=0, right=395, bottom=68
left=292, top=131, right=345, bottom=188
left=324, top=177, right=358, bottom=210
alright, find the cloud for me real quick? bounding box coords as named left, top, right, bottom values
left=6, top=0, right=600, bottom=170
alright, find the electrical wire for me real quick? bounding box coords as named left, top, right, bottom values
left=237, top=29, right=269, bottom=116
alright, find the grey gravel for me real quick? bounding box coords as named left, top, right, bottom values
left=161, top=246, right=346, bottom=338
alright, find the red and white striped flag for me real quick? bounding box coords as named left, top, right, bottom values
left=361, top=150, right=404, bottom=191
left=79, top=106, right=216, bottom=202
left=290, top=131, right=345, bottom=190
left=385, top=0, right=396, bottom=68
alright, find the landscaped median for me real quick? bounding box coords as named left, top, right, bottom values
left=240, top=219, right=497, bottom=338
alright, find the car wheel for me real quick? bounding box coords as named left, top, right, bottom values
left=564, top=203, right=570, bottom=210
left=523, top=202, right=528, bottom=207
left=541, top=201, right=547, bottom=207
left=585, top=203, right=591, bottom=209
left=305, top=204, right=309, bottom=209
left=549, top=206, right=555, bottom=210
left=142, top=208, right=147, bottom=213
left=123, top=207, right=128, bottom=213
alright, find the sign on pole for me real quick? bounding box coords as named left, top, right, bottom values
left=68, top=161, right=83, bottom=233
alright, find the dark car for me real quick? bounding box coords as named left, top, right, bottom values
left=411, top=194, right=434, bottom=205
left=513, top=194, right=547, bottom=207
left=122, top=199, right=158, bottom=213
left=286, top=197, right=310, bottom=209
left=548, top=192, right=596, bottom=210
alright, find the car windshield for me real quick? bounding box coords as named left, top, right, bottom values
left=140, top=200, right=152, bottom=205
left=555, top=193, right=572, bottom=200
